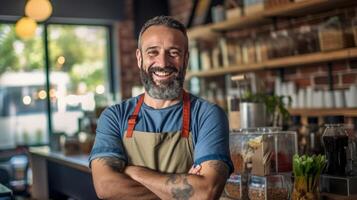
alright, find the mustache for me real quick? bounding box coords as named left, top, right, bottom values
left=148, top=66, right=178, bottom=74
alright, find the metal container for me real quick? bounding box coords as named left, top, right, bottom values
left=240, top=102, right=267, bottom=128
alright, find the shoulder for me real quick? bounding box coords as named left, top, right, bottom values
left=98, top=96, right=140, bottom=124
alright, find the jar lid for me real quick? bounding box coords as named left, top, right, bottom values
left=324, top=116, right=344, bottom=124
left=291, top=116, right=301, bottom=124
left=307, top=117, right=318, bottom=124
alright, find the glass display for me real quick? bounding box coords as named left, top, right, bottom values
left=322, top=124, right=350, bottom=175
left=230, top=129, right=297, bottom=176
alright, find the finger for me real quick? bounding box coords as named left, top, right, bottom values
left=189, top=165, right=201, bottom=175
left=188, top=166, right=195, bottom=174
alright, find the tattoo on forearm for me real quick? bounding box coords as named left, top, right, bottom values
left=166, top=174, right=194, bottom=200
left=97, top=157, right=126, bottom=173
left=208, top=161, right=229, bottom=178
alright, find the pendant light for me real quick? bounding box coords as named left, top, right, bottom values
left=25, top=0, right=53, bottom=22
left=15, top=17, right=37, bottom=40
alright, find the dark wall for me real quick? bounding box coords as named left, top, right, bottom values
left=133, top=0, right=169, bottom=39
left=0, top=0, right=124, bottom=23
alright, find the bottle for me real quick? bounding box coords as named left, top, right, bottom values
left=288, top=116, right=303, bottom=154
left=306, top=117, right=321, bottom=155
left=322, top=116, right=349, bottom=175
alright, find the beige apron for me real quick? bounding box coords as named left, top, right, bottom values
left=122, top=91, right=194, bottom=173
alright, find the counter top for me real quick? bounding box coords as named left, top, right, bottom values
left=0, top=183, right=12, bottom=197
left=29, top=146, right=90, bottom=173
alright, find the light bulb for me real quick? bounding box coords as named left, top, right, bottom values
left=25, top=0, right=53, bottom=22
left=15, top=17, right=37, bottom=40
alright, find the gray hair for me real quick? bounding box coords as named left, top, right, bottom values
left=138, top=16, right=188, bottom=50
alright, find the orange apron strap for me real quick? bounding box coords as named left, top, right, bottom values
left=181, top=90, right=190, bottom=138
left=126, top=94, right=144, bottom=138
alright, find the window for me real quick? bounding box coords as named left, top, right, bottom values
left=0, top=23, right=115, bottom=149
left=48, top=24, right=111, bottom=135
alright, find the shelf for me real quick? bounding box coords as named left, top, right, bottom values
left=187, top=0, right=356, bottom=39
left=210, top=12, right=271, bottom=32
left=263, top=0, right=356, bottom=17
left=288, top=108, right=357, bottom=117
left=187, top=48, right=357, bottom=78
left=187, top=62, right=263, bottom=78
left=187, top=25, right=218, bottom=41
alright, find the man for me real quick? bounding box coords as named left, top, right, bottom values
left=89, top=16, right=233, bottom=200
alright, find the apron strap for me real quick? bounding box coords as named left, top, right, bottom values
left=181, top=90, right=190, bottom=138
left=126, top=91, right=191, bottom=138
left=126, top=94, right=144, bottom=138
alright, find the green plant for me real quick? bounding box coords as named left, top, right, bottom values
left=241, top=92, right=292, bottom=127
left=292, top=154, right=326, bottom=200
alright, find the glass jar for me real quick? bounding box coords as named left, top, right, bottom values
left=318, top=17, right=346, bottom=51
left=294, top=25, right=320, bottom=55
left=353, top=16, right=357, bottom=46
left=249, top=176, right=265, bottom=200
left=248, top=175, right=290, bottom=200
left=224, top=175, right=241, bottom=199
left=322, top=123, right=349, bottom=175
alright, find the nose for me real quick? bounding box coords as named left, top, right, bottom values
left=156, top=52, right=170, bottom=67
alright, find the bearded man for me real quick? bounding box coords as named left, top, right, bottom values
left=90, top=16, right=233, bottom=200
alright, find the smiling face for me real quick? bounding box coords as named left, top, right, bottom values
left=136, top=25, right=188, bottom=100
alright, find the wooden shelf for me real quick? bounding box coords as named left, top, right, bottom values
left=210, top=12, right=270, bottom=32
left=288, top=108, right=357, bottom=117
left=187, top=48, right=357, bottom=78
left=263, top=0, right=355, bottom=17
left=187, top=0, right=356, bottom=39
left=188, top=25, right=218, bottom=41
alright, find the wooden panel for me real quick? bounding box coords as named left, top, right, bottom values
left=265, top=48, right=351, bottom=69
left=187, top=0, right=356, bottom=39
left=288, top=108, right=357, bottom=117
left=187, top=25, right=218, bottom=41
left=263, top=0, right=356, bottom=17
left=187, top=48, right=357, bottom=78
left=210, top=12, right=270, bottom=32
left=187, top=62, right=264, bottom=78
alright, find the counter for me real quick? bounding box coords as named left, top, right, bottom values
left=0, top=183, right=12, bottom=199
left=29, top=146, right=98, bottom=200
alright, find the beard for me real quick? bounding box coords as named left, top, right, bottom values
left=139, top=64, right=185, bottom=100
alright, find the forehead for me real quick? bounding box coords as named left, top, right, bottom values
left=140, top=25, right=187, bottom=49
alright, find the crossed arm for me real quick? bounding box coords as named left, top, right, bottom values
left=91, top=157, right=230, bottom=200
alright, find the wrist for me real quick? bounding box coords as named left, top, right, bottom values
left=125, top=166, right=142, bottom=181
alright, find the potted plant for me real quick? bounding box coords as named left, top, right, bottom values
left=241, top=92, right=292, bottom=127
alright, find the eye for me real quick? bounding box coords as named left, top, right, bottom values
left=169, top=50, right=181, bottom=58
left=147, top=50, right=158, bottom=57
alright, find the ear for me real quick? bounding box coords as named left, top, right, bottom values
left=182, top=51, right=189, bottom=78
left=184, top=51, right=189, bottom=71
left=136, top=48, right=142, bottom=69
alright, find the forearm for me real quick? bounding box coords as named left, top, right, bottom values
left=95, top=171, right=159, bottom=200
left=125, top=165, right=226, bottom=200
left=91, top=157, right=159, bottom=200
left=136, top=170, right=212, bottom=200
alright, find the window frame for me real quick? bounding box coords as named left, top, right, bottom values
left=0, top=19, right=119, bottom=148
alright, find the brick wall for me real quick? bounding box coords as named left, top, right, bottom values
left=116, top=0, right=193, bottom=99
left=168, top=0, right=193, bottom=24
left=169, top=1, right=357, bottom=96
left=117, top=0, right=141, bottom=100
left=117, top=1, right=357, bottom=99
left=264, top=60, right=357, bottom=92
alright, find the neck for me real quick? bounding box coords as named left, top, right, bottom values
left=143, top=91, right=183, bottom=109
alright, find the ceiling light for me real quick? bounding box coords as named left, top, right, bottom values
left=15, top=17, right=37, bottom=40
left=25, top=0, right=53, bottom=22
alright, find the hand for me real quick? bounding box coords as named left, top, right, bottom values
left=188, top=164, right=202, bottom=175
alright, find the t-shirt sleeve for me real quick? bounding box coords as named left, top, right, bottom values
left=193, top=105, right=234, bottom=174
left=88, top=106, right=127, bottom=168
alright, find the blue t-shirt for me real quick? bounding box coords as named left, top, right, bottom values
left=89, top=93, right=233, bottom=173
